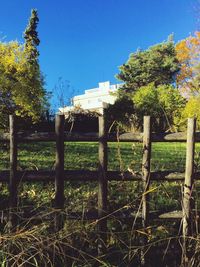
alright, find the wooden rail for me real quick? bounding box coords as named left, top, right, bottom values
left=1, top=170, right=200, bottom=182
left=0, top=114, right=198, bottom=245
left=1, top=131, right=200, bottom=143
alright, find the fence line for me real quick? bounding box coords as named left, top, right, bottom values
left=0, top=114, right=199, bottom=241
left=2, top=130, right=200, bottom=143
left=1, top=169, right=200, bottom=182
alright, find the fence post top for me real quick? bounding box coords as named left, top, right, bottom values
left=187, top=117, right=196, bottom=122
left=56, top=114, right=65, bottom=118
left=143, top=116, right=151, bottom=122
left=9, top=114, right=15, bottom=119
left=143, top=116, right=151, bottom=125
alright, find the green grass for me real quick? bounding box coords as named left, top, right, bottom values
left=0, top=141, right=196, bottom=171
left=1, top=141, right=200, bottom=266
left=1, top=141, right=199, bottom=213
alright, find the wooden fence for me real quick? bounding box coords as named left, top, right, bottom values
left=0, top=114, right=198, bottom=241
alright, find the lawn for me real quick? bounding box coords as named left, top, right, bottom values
left=1, top=141, right=199, bottom=213
left=1, top=141, right=200, bottom=266
left=0, top=141, right=191, bottom=171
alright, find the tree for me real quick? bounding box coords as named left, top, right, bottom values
left=175, top=31, right=200, bottom=95
left=22, top=9, right=46, bottom=118
left=133, top=83, right=185, bottom=131
left=181, top=96, right=200, bottom=129
left=175, top=32, right=200, bottom=129
left=0, top=10, right=47, bottom=129
left=116, top=39, right=180, bottom=95
left=107, top=38, right=181, bottom=131
left=24, top=9, right=40, bottom=63
left=52, top=77, right=76, bottom=114
left=105, top=96, right=136, bottom=132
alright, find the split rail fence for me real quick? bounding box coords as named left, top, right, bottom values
left=0, top=114, right=199, bottom=240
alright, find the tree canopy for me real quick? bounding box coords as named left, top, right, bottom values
left=109, top=37, right=190, bottom=131
left=182, top=96, right=200, bottom=128
left=133, top=83, right=185, bottom=131
left=0, top=9, right=47, bottom=129
left=116, top=39, right=180, bottom=94
left=175, top=31, right=200, bottom=95
left=24, top=9, right=40, bottom=63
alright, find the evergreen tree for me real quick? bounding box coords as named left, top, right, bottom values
left=24, top=9, right=40, bottom=63
left=0, top=10, right=47, bottom=129
left=108, top=39, right=182, bottom=132
left=22, top=9, right=47, bottom=121
left=117, top=40, right=180, bottom=95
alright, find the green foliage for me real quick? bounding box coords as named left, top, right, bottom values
left=116, top=40, right=180, bottom=94
left=22, top=8, right=47, bottom=118
left=110, top=38, right=182, bottom=131
left=24, top=9, right=40, bottom=62
left=0, top=10, right=47, bottom=129
left=182, top=96, right=200, bottom=130
left=105, top=95, right=136, bottom=132
left=133, top=83, right=185, bottom=131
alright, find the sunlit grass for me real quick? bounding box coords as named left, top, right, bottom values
left=1, top=142, right=200, bottom=266
left=0, top=141, right=195, bottom=171
left=1, top=141, right=199, bottom=213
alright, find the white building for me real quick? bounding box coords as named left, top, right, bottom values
left=59, top=81, right=122, bottom=114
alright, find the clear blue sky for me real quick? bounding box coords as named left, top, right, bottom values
left=0, top=0, right=198, bottom=107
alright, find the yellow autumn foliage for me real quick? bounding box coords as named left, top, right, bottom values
left=181, top=97, right=200, bottom=129
left=0, top=41, right=45, bottom=123
left=175, top=31, right=200, bottom=92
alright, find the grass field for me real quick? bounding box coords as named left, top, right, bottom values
left=1, top=141, right=200, bottom=266
left=1, top=141, right=200, bottom=212
left=0, top=141, right=193, bottom=171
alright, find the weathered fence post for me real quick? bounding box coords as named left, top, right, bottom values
left=183, top=118, right=196, bottom=237
left=140, top=116, right=151, bottom=266
left=9, top=115, right=18, bottom=231
left=54, top=114, right=65, bottom=231
left=98, top=111, right=108, bottom=255
left=142, top=116, right=151, bottom=227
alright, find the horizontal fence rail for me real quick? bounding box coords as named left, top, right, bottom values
left=1, top=170, right=200, bottom=182
left=1, top=131, right=200, bottom=142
